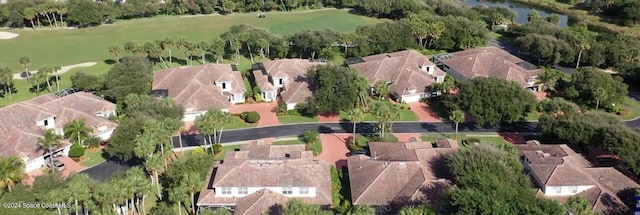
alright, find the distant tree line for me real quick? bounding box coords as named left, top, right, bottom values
left=560, top=0, right=640, bottom=27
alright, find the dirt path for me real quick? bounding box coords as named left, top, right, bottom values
left=13, top=62, right=97, bottom=79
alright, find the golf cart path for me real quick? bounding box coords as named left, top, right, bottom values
left=13, top=62, right=97, bottom=79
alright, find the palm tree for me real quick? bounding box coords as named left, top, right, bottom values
left=68, top=173, right=95, bottom=215
left=94, top=182, right=118, bottom=214
left=180, top=172, right=204, bottom=214
left=32, top=68, right=50, bottom=94
left=450, top=110, right=465, bottom=140
left=169, top=184, right=188, bottom=215
left=53, top=65, right=61, bottom=92
left=19, top=56, right=31, bottom=80
left=23, top=8, right=36, bottom=30
left=302, top=130, right=319, bottom=145
left=48, top=187, right=70, bottom=215
left=38, top=129, right=62, bottom=172
left=0, top=66, right=14, bottom=103
left=594, top=87, right=608, bottom=111
left=537, top=67, right=560, bottom=92
left=146, top=153, right=164, bottom=200
left=373, top=80, right=390, bottom=100
left=256, top=38, right=269, bottom=59
left=346, top=108, right=364, bottom=142
left=127, top=167, right=152, bottom=215
left=160, top=37, right=175, bottom=66
left=64, top=119, right=93, bottom=145
left=108, top=45, right=122, bottom=62
left=0, top=156, right=25, bottom=192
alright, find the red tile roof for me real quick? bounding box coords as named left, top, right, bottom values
left=0, top=93, right=116, bottom=160
left=348, top=140, right=457, bottom=205
left=153, top=64, right=246, bottom=111
left=197, top=141, right=332, bottom=211
left=252, top=59, right=326, bottom=103
left=350, top=50, right=447, bottom=97
left=441, top=46, right=540, bottom=88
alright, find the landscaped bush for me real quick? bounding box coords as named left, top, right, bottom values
left=244, top=111, right=260, bottom=123
left=68, top=143, right=85, bottom=158
left=302, top=130, right=320, bottom=144
left=463, top=138, right=481, bottom=145
left=254, top=93, right=263, bottom=103
left=191, top=147, right=207, bottom=155
left=212, top=144, right=223, bottom=155
left=83, top=136, right=102, bottom=149
left=347, top=137, right=364, bottom=151
left=277, top=102, right=288, bottom=114
left=396, top=102, right=410, bottom=110
left=239, top=112, right=249, bottom=120
left=618, top=108, right=632, bottom=116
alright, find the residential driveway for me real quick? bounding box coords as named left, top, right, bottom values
left=23, top=157, right=86, bottom=185
left=316, top=134, right=350, bottom=169
left=534, top=91, right=548, bottom=101
left=231, top=102, right=281, bottom=127
left=409, top=102, right=443, bottom=122
left=80, top=157, right=133, bottom=182
left=318, top=113, right=341, bottom=122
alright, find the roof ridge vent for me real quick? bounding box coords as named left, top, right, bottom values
left=542, top=153, right=551, bottom=157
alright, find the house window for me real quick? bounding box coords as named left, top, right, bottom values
left=571, top=186, right=578, bottom=193
left=220, top=187, right=232, bottom=195
left=555, top=187, right=562, bottom=194
left=222, top=82, right=227, bottom=90
left=238, top=187, right=248, bottom=195
left=299, top=187, right=309, bottom=195
left=279, top=79, right=283, bottom=85
left=282, top=187, right=293, bottom=195
left=44, top=120, right=48, bottom=126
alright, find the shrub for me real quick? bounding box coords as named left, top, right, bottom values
left=239, top=112, right=249, bottom=120
left=83, top=136, right=102, bottom=149
left=463, top=138, right=481, bottom=145
left=191, top=147, right=207, bottom=155
left=347, top=137, right=364, bottom=151
left=618, top=108, right=632, bottom=116
left=212, top=144, right=223, bottom=155
left=244, top=111, right=260, bottom=123
left=302, top=130, right=320, bottom=144
left=396, top=102, right=410, bottom=110
left=68, top=143, right=85, bottom=158
left=277, top=101, right=288, bottom=114
left=254, top=93, right=263, bottom=103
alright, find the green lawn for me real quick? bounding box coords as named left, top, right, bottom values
left=224, top=115, right=258, bottom=130
left=80, top=148, right=108, bottom=167
left=338, top=108, right=418, bottom=121
left=277, top=110, right=319, bottom=124
left=526, top=109, right=541, bottom=121
left=273, top=138, right=305, bottom=145
left=0, top=9, right=381, bottom=106
left=213, top=144, right=243, bottom=160
left=308, top=141, right=323, bottom=156
left=420, top=133, right=512, bottom=148
left=0, top=9, right=381, bottom=72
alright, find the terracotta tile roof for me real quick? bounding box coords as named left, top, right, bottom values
left=441, top=46, right=540, bottom=88
left=234, top=189, right=289, bottom=215
left=252, top=59, right=326, bottom=103
left=519, top=142, right=640, bottom=213
left=0, top=93, right=116, bottom=160
left=197, top=142, right=332, bottom=208
left=153, top=64, right=246, bottom=111
left=348, top=141, right=456, bottom=205
left=350, top=50, right=447, bottom=97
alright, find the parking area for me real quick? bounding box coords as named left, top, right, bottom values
left=23, top=156, right=86, bottom=185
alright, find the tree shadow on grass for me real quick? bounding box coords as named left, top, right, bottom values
left=104, top=59, right=118, bottom=65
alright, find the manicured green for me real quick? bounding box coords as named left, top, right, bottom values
left=420, top=133, right=512, bottom=148
left=224, top=116, right=258, bottom=130
left=526, top=109, right=541, bottom=121
left=0, top=9, right=381, bottom=71
left=80, top=149, right=108, bottom=167
left=623, top=96, right=640, bottom=110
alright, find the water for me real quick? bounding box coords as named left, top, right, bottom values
left=459, top=0, right=570, bottom=27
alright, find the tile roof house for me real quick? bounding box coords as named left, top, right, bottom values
left=348, top=50, right=447, bottom=103
left=438, top=46, right=541, bottom=91
left=517, top=140, right=639, bottom=214
left=152, top=64, right=246, bottom=121
left=0, top=92, right=117, bottom=172
left=347, top=139, right=458, bottom=212
left=252, top=59, right=326, bottom=110
left=197, top=140, right=332, bottom=215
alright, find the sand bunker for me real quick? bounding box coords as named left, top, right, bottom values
left=0, top=31, right=19, bottom=40
left=13, top=62, right=97, bottom=79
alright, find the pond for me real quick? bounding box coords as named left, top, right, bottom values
left=458, top=0, right=570, bottom=27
